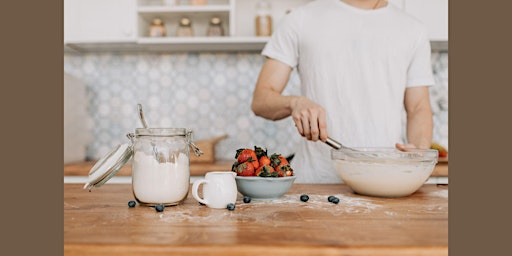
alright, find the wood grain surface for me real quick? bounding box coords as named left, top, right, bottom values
left=64, top=183, right=448, bottom=256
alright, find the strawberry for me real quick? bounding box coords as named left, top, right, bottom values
left=255, top=165, right=274, bottom=177
left=254, top=146, right=268, bottom=159
left=236, top=148, right=259, bottom=169
left=275, top=164, right=293, bottom=177
left=231, top=161, right=239, bottom=173
left=274, top=167, right=285, bottom=177
left=270, top=153, right=288, bottom=168
left=235, top=162, right=255, bottom=176
left=258, top=155, right=271, bottom=167
left=270, top=169, right=280, bottom=177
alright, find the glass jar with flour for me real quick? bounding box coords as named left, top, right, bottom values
left=129, top=128, right=193, bottom=206
left=84, top=128, right=202, bottom=206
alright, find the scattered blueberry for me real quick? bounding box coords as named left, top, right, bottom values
left=155, top=204, right=165, bottom=212
left=300, top=194, right=309, bottom=202
left=327, top=195, right=336, bottom=202
left=226, top=203, right=236, bottom=211
left=243, top=196, right=251, bottom=203
left=331, top=197, right=340, bottom=204
left=128, top=200, right=136, bottom=207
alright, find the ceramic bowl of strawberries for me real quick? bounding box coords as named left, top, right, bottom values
left=232, top=146, right=296, bottom=199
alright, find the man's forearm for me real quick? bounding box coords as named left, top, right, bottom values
left=251, top=58, right=296, bottom=121
left=406, top=108, right=433, bottom=149
left=251, top=90, right=299, bottom=121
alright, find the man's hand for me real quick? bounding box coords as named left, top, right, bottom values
left=291, top=96, right=328, bottom=142
left=251, top=58, right=329, bottom=142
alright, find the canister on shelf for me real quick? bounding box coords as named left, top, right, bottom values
left=207, top=17, right=224, bottom=37
left=149, top=18, right=166, bottom=37
left=163, top=0, right=176, bottom=6
left=190, top=0, right=207, bottom=6
left=177, top=17, right=194, bottom=37
left=255, top=0, right=273, bottom=37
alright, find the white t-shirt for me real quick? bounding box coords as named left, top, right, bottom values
left=262, top=0, right=435, bottom=183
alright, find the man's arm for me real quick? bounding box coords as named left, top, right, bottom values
left=251, top=58, right=295, bottom=120
left=251, top=58, right=328, bottom=141
left=396, top=86, right=433, bottom=150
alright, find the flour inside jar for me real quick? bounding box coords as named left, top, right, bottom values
left=132, top=151, right=190, bottom=205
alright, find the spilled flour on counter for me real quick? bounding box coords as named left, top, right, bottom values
left=429, top=189, right=448, bottom=198
left=160, top=209, right=233, bottom=223
left=156, top=193, right=383, bottom=224
left=248, top=194, right=383, bottom=215
left=152, top=190, right=449, bottom=224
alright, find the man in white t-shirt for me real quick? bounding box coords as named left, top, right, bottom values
left=251, top=0, right=435, bottom=183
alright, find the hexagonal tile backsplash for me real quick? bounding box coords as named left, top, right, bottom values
left=64, top=51, right=448, bottom=161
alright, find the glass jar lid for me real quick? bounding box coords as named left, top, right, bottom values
left=210, top=17, right=221, bottom=25
left=135, top=128, right=189, bottom=137
left=83, top=143, right=133, bottom=191
left=179, top=17, right=191, bottom=27
left=152, top=18, right=164, bottom=26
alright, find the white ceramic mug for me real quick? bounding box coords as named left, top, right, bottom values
left=192, top=172, right=238, bottom=209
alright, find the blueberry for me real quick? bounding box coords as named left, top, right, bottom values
left=155, top=204, right=165, bottom=212
left=226, top=203, right=236, bottom=211
left=300, top=194, right=309, bottom=202
left=128, top=200, right=136, bottom=207
left=328, top=196, right=336, bottom=202
left=331, top=197, right=340, bottom=204
left=243, top=196, right=251, bottom=203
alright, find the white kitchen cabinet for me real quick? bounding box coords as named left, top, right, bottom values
left=64, top=0, right=137, bottom=43
left=137, top=0, right=233, bottom=38
left=136, top=0, right=235, bottom=51
left=135, top=0, right=310, bottom=52
left=64, top=0, right=447, bottom=53
left=233, top=0, right=310, bottom=37
left=403, top=0, right=448, bottom=42
left=64, top=0, right=312, bottom=52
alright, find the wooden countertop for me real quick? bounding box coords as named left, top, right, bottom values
left=64, top=157, right=448, bottom=177
left=64, top=183, right=448, bottom=256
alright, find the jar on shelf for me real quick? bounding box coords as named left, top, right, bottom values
left=255, top=0, right=273, bottom=37
left=177, top=17, right=194, bottom=37
left=163, top=0, right=177, bottom=6
left=190, top=0, right=207, bottom=6
left=207, top=17, right=224, bottom=37
left=149, top=18, right=166, bottom=37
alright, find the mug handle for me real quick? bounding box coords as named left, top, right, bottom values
left=192, top=179, right=209, bottom=205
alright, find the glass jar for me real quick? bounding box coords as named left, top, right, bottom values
left=207, top=17, right=224, bottom=36
left=149, top=18, right=166, bottom=37
left=255, top=0, right=273, bottom=37
left=163, top=0, right=177, bottom=6
left=128, top=128, right=193, bottom=206
left=177, top=17, right=194, bottom=37
left=190, top=0, right=207, bottom=5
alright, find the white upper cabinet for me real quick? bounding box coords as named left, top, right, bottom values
left=64, top=0, right=137, bottom=43
left=403, top=0, right=448, bottom=41
left=64, top=0, right=447, bottom=52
